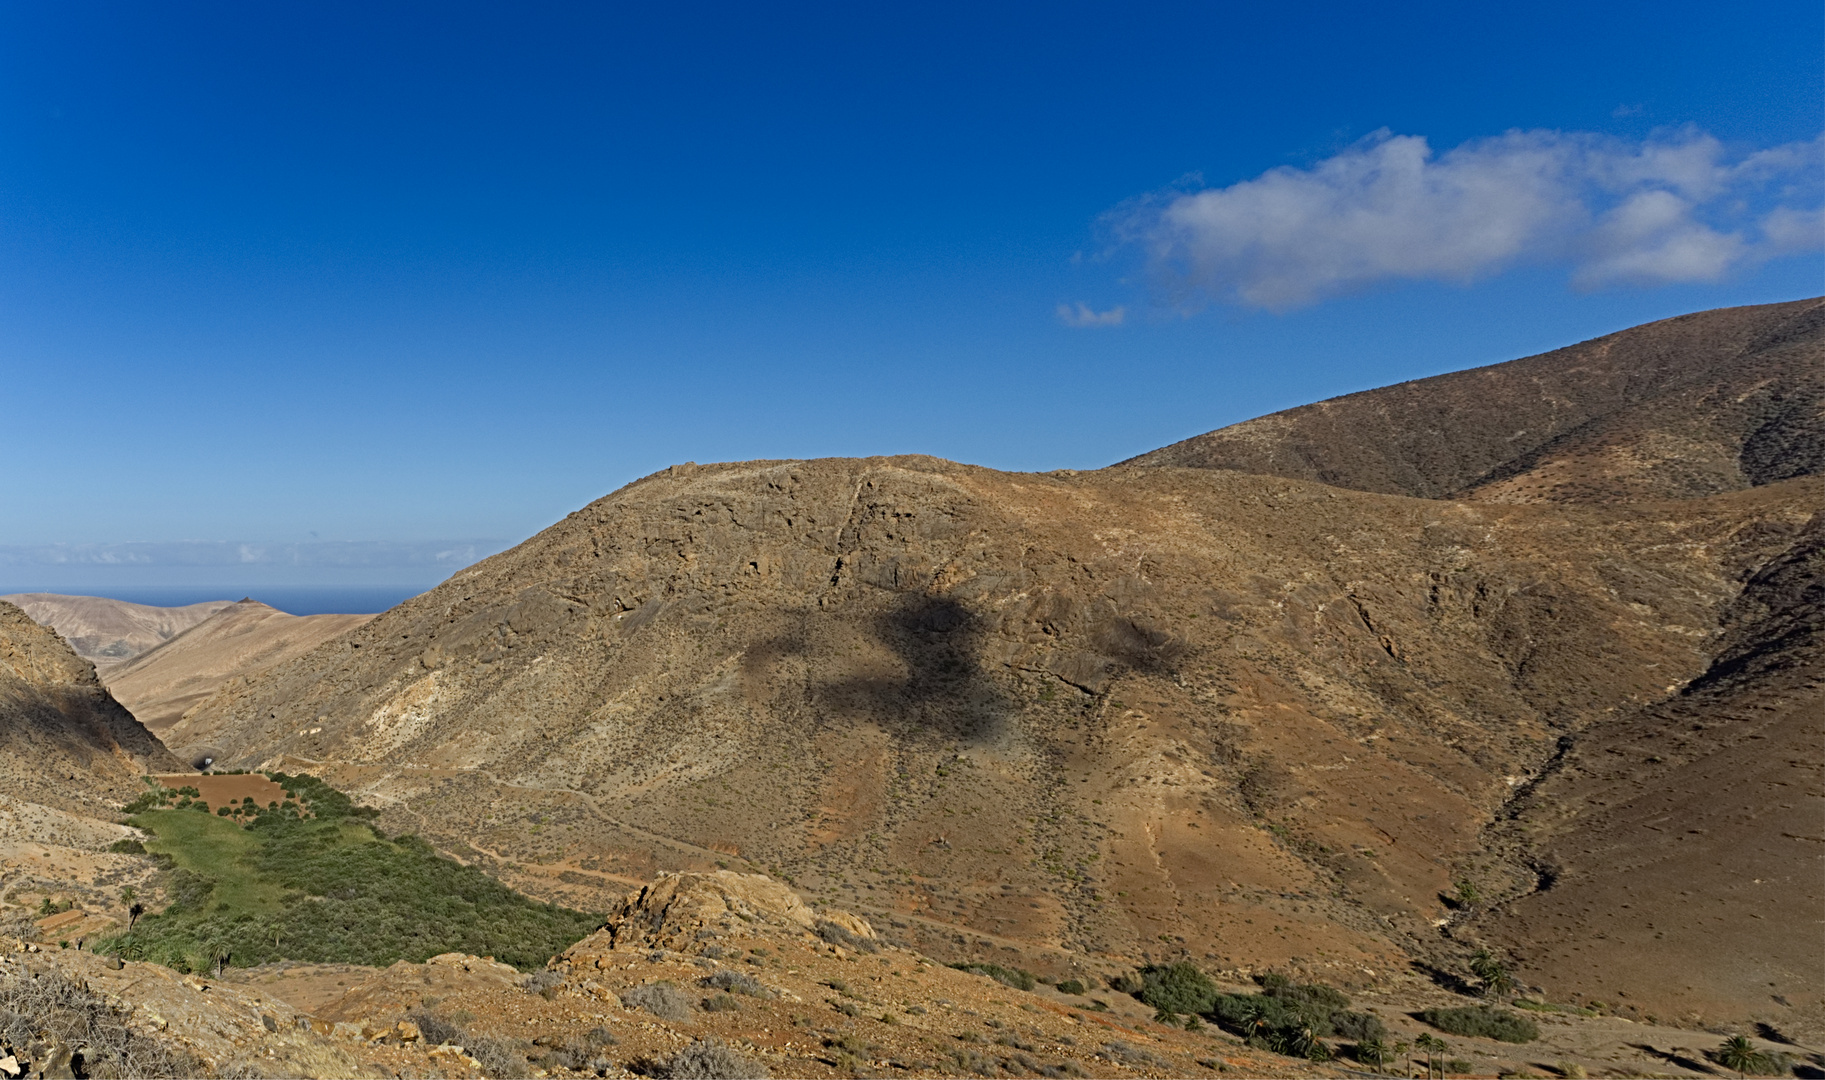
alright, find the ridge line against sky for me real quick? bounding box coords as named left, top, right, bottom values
left=1, top=0, right=1819, bottom=589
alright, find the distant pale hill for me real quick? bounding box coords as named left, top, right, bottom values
left=1124, top=296, right=1824, bottom=503
left=1, top=593, right=234, bottom=668
left=103, top=599, right=374, bottom=733
left=0, top=600, right=183, bottom=815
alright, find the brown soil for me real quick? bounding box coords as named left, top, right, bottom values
left=151, top=771, right=289, bottom=808
left=6, top=866, right=1814, bottom=1079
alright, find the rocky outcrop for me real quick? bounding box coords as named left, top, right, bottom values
left=573, top=870, right=875, bottom=954
left=0, top=601, right=184, bottom=815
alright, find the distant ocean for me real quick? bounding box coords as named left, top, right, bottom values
left=0, top=585, right=429, bottom=616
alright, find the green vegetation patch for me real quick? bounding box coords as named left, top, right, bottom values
left=1417, top=1005, right=1540, bottom=1043
left=105, top=771, right=598, bottom=974
left=1136, top=961, right=1218, bottom=1017
left=948, top=962, right=1037, bottom=991
left=1116, top=965, right=1380, bottom=1062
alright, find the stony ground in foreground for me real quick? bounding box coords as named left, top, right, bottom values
left=5, top=870, right=1815, bottom=1079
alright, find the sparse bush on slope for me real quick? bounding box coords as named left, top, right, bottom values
left=1135, top=961, right=1217, bottom=1017
left=660, top=1038, right=770, bottom=1079
left=1417, top=1005, right=1540, bottom=1043
left=624, top=980, right=695, bottom=1022
left=949, top=961, right=1037, bottom=991
left=1113, top=964, right=1373, bottom=1061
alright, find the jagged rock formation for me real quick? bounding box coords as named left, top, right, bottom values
left=0, top=601, right=184, bottom=815
left=1124, top=297, right=1824, bottom=504
left=102, top=599, right=374, bottom=732
left=1, top=594, right=233, bottom=669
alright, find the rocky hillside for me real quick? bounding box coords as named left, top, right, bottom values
left=0, top=600, right=184, bottom=815
left=102, top=599, right=374, bottom=732
left=2, top=593, right=233, bottom=669
left=1469, top=509, right=1822, bottom=1028
left=1123, top=297, right=1824, bottom=504
left=164, top=447, right=1821, bottom=1029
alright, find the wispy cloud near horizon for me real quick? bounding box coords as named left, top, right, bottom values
left=1113, top=127, right=1824, bottom=310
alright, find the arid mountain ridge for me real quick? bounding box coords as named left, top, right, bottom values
left=1, top=593, right=233, bottom=669
left=5, top=594, right=377, bottom=741
left=151, top=299, right=1823, bottom=1036
left=3, top=298, right=1816, bottom=1055
left=103, top=598, right=374, bottom=735
left=1127, top=296, right=1823, bottom=504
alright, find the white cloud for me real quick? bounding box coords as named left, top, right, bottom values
left=1057, top=302, right=1126, bottom=327
left=1117, top=128, right=1823, bottom=310
left=1762, top=205, right=1825, bottom=255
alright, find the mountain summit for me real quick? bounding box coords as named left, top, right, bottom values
left=1125, top=297, right=1823, bottom=504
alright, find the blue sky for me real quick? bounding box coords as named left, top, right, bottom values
left=2, top=1, right=1820, bottom=590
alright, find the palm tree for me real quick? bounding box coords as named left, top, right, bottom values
left=1416, top=1033, right=1447, bottom=1079
left=1717, top=1035, right=1768, bottom=1077
left=1470, top=948, right=1518, bottom=998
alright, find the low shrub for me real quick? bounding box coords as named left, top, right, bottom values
left=1331, top=1010, right=1388, bottom=1041
left=467, top=1034, right=531, bottom=1079
left=1137, top=961, right=1218, bottom=1017
left=703, top=968, right=772, bottom=997
left=813, top=919, right=878, bottom=953
left=107, top=838, right=146, bottom=855
left=1102, top=1041, right=1169, bottom=1068
left=624, top=981, right=694, bottom=1022
left=1054, top=978, right=1087, bottom=996
left=950, top=961, right=1037, bottom=991
left=702, top=993, right=741, bottom=1012
left=1417, top=1006, right=1540, bottom=1043
left=407, top=1010, right=463, bottom=1046
left=662, top=1038, right=770, bottom=1078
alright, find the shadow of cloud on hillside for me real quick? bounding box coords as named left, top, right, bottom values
left=810, top=594, right=1014, bottom=745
